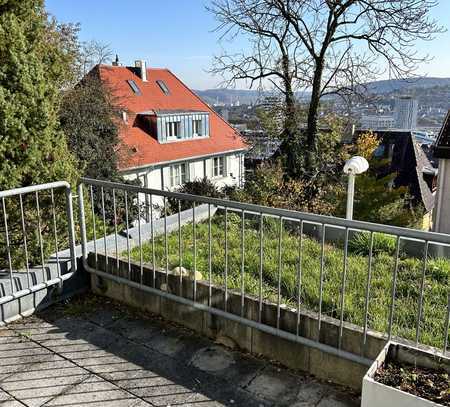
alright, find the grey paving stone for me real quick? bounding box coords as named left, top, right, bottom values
left=0, top=298, right=360, bottom=407
left=106, top=316, right=165, bottom=341
left=316, top=395, right=360, bottom=407
left=0, top=388, right=25, bottom=407
left=44, top=375, right=151, bottom=407
left=190, top=345, right=266, bottom=388
left=246, top=365, right=305, bottom=405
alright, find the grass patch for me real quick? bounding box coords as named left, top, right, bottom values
left=128, top=212, right=449, bottom=348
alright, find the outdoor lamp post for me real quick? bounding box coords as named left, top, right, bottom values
left=343, top=156, right=369, bottom=220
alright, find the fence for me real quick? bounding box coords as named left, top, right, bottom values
left=78, top=177, right=450, bottom=362
left=0, top=182, right=76, bottom=307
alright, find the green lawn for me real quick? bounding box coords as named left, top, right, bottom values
left=128, top=212, right=449, bottom=349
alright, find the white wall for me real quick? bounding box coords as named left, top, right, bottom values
left=122, top=152, right=245, bottom=197
left=433, top=158, right=450, bottom=234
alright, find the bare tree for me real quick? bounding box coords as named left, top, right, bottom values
left=209, top=0, right=444, bottom=176
left=209, top=0, right=306, bottom=175
left=78, top=39, right=113, bottom=78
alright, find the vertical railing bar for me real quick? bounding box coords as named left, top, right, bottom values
left=318, top=224, right=326, bottom=337
left=240, top=209, right=245, bottom=317
left=224, top=207, right=228, bottom=312
left=100, top=187, right=108, bottom=265
left=64, top=186, right=76, bottom=274
left=137, top=193, right=143, bottom=285
left=208, top=204, right=212, bottom=307
left=258, top=213, right=264, bottom=323
left=89, top=185, right=97, bottom=266
left=35, top=191, right=46, bottom=281
left=193, top=201, right=197, bottom=302
left=338, top=227, right=350, bottom=349
left=276, top=216, right=283, bottom=330
left=2, top=198, right=14, bottom=294
left=112, top=189, right=119, bottom=268
left=50, top=189, right=61, bottom=278
left=124, top=191, right=131, bottom=279
left=363, top=232, right=374, bottom=347
left=178, top=200, right=182, bottom=296
left=77, top=184, right=87, bottom=261
left=444, top=292, right=450, bottom=355
left=150, top=194, right=156, bottom=288
left=296, top=220, right=303, bottom=336
left=415, top=240, right=429, bottom=345
left=19, top=194, right=30, bottom=287
left=388, top=236, right=401, bottom=341
left=164, top=196, right=169, bottom=285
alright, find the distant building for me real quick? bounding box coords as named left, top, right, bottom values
left=433, top=110, right=450, bottom=234
left=360, top=115, right=395, bottom=130
left=243, top=130, right=281, bottom=166
left=90, top=60, right=247, bottom=197
left=394, top=96, right=418, bottom=130
left=216, top=107, right=229, bottom=121
left=354, top=129, right=437, bottom=227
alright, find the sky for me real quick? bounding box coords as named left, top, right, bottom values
left=45, top=0, right=450, bottom=90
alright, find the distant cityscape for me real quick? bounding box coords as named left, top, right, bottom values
left=196, top=76, right=450, bottom=139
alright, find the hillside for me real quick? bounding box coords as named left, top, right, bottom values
left=194, top=77, right=450, bottom=105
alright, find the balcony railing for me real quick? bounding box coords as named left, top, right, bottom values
left=0, top=182, right=76, bottom=306
left=0, top=178, right=448, bottom=364
left=77, top=177, right=450, bottom=362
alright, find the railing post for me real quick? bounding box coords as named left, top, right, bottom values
left=77, top=183, right=88, bottom=261
left=65, top=186, right=77, bottom=274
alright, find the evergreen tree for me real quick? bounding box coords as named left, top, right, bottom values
left=0, top=0, right=78, bottom=268
left=0, top=0, right=78, bottom=189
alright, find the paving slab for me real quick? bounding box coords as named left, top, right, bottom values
left=0, top=294, right=360, bottom=406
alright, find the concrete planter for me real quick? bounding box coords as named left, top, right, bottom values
left=361, top=341, right=450, bottom=407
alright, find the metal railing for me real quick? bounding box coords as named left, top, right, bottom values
left=0, top=182, right=77, bottom=306
left=78, top=177, right=450, bottom=361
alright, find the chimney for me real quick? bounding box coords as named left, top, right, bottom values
left=112, top=54, right=120, bottom=66
left=135, top=60, right=147, bottom=82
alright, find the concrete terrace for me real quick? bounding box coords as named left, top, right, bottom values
left=0, top=295, right=359, bottom=407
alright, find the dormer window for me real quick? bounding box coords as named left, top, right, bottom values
left=166, top=120, right=181, bottom=139
left=142, top=110, right=209, bottom=143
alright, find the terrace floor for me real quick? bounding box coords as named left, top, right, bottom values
left=0, top=295, right=359, bottom=407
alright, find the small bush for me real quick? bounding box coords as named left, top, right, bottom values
left=349, top=232, right=397, bottom=256
left=167, top=178, right=224, bottom=213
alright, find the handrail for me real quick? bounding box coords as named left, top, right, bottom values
left=80, top=177, right=450, bottom=245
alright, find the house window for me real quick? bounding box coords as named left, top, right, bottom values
left=166, top=121, right=181, bottom=139
left=213, top=156, right=225, bottom=177
left=193, top=119, right=203, bottom=136
left=170, top=163, right=188, bottom=187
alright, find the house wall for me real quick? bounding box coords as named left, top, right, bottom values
left=122, top=152, right=245, bottom=208
left=433, top=158, right=450, bottom=234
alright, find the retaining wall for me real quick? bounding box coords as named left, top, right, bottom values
left=88, top=253, right=397, bottom=390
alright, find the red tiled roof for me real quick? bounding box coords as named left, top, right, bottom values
left=96, top=65, right=247, bottom=170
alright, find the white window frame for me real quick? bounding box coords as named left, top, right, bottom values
left=192, top=118, right=203, bottom=136
left=213, top=156, right=225, bottom=178
left=170, top=163, right=188, bottom=187
left=166, top=120, right=181, bottom=140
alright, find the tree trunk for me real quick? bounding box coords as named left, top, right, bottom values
left=278, top=55, right=299, bottom=177
left=305, top=58, right=324, bottom=174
